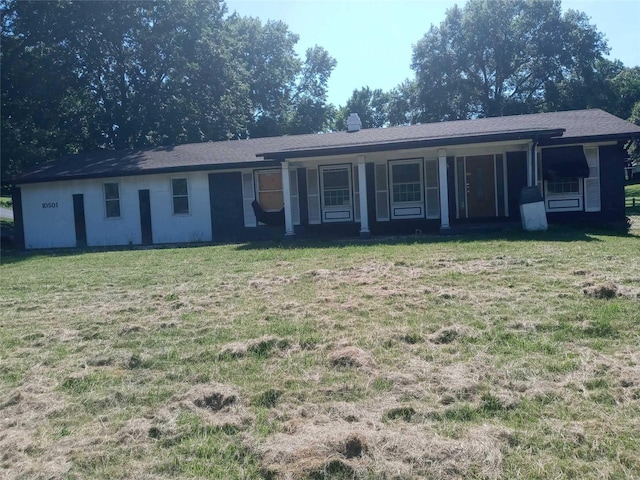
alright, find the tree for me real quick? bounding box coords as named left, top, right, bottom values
left=227, top=15, right=302, bottom=138
left=611, top=67, right=640, bottom=121
left=627, top=100, right=640, bottom=164
left=335, top=87, right=390, bottom=130
left=1, top=0, right=337, bottom=182
left=386, top=80, right=422, bottom=126
left=544, top=58, right=624, bottom=115
left=286, top=46, right=337, bottom=135
left=410, top=0, right=609, bottom=121
left=1, top=0, right=101, bottom=180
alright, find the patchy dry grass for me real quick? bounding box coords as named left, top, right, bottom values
left=1, top=227, right=640, bottom=479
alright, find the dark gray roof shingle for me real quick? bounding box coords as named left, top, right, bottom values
left=11, top=109, right=640, bottom=184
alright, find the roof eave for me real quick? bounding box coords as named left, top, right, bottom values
left=258, top=128, right=566, bottom=160
left=538, top=133, right=640, bottom=146
left=6, top=160, right=281, bottom=186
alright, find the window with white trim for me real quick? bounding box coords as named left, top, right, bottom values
left=255, top=170, right=283, bottom=211
left=171, top=178, right=190, bottom=214
left=545, top=177, right=581, bottom=195
left=321, top=166, right=351, bottom=207
left=104, top=182, right=121, bottom=218
left=389, top=159, right=424, bottom=219
left=391, top=161, right=422, bottom=203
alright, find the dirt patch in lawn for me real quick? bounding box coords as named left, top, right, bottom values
left=0, top=369, right=70, bottom=479
left=254, top=399, right=510, bottom=479
left=328, top=345, right=374, bottom=369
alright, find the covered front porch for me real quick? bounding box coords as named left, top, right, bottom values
left=270, top=141, right=544, bottom=239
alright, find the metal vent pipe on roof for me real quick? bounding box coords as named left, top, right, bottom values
left=346, top=113, right=362, bottom=132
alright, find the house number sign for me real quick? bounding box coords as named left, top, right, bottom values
left=42, top=202, right=59, bottom=208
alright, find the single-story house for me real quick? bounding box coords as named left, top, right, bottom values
left=8, top=109, right=640, bottom=249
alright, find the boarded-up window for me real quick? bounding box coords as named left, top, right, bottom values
left=256, top=171, right=283, bottom=211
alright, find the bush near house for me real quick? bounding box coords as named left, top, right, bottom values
left=1, top=230, right=639, bottom=479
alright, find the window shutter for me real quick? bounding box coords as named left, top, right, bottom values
left=425, top=159, right=440, bottom=218
left=583, top=146, right=600, bottom=212
left=289, top=168, right=300, bottom=225
left=375, top=163, right=389, bottom=221
left=307, top=168, right=321, bottom=224
left=536, top=152, right=543, bottom=194
left=242, top=171, right=257, bottom=227
left=353, top=165, right=360, bottom=222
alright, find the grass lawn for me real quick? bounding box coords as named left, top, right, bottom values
left=626, top=183, right=640, bottom=216
left=626, top=183, right=640, bottom=197
left=1, top=228, right=640, bottom=479
left=1, top=197, right=13, bottom=238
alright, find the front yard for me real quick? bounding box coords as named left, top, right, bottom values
left=1, top=226, right=639, bottom=479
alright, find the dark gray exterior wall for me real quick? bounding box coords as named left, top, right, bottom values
left=193, top=140, right=634, bottom=245
left=208, top=172, right=284, bottom=243
left=545, top=142, right=627, bottom=227
left=11, top=187, right=25, bottom=249
left=598, top=142, right=627, bottom=222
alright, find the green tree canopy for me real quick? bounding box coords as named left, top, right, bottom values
left=1, top=0, right=336, bottom=182
left=335, top=87, right=390, bottom=130
left=410, top=0, right=610, bottom=121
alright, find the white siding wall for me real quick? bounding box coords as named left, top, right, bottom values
left=20, top=172, right=213, bottom=249
left=21, top=182, right=78, bottom=248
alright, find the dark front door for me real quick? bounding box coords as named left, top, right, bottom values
left=138, top=189, right=153, bottom=245
left=72, top=194, right=87, bottom=247
left=465, top=155, right=496, bottom=218
left=208, top=172, right=244, bottom=242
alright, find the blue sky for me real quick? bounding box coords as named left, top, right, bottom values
left=224, top=0, right=640, bottom=106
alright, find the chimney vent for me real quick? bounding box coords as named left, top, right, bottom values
left=346, top=113, right=362, bottom=132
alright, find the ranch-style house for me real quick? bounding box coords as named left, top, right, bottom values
left=8, top=108, right=640, bottom=249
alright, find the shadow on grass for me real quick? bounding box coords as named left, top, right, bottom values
left=0, top=224, right=611, bottom=265
left=233, top=224, right=612, bottom=251
left=4, top=221, right=637, bottom=264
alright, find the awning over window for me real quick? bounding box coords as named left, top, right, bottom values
left=542, top=146, right=590, bottom=180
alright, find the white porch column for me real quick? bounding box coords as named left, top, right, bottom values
left=357, top=155, right=370, bottom=236
left=281, top=161, right=295, bottom=236
left=438, top=149, right=450, bottom=229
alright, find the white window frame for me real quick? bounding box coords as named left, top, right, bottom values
left=103, top=182, right=121, bottom=219
left=389, top=158, right=424, bottom=219
left=544, top=177, right=583, bottom=212
left=171, top=178, right=190, bottom=215
left=319, top=164, right=353, bottom=223
left=545, top=177, right=582, bottom=196
left=254, top=169, right=284, bottom=213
